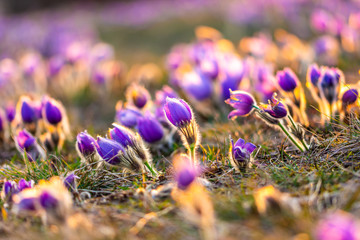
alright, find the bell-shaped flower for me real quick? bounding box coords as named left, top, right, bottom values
left=229, top=137, right=256, bottom=171
left=225, top=90, right=256, bottom=119
left=94, top=137, right=125, bottom=165
left=164, top=97, right=193, bottom=128
left=137, top=115, right=164, bottom=143
left=43, top=98, right=62, bottom=125
left=5, top=103, right=16, bottom=123
left=276, top=68, right=298, bottom=92
left=76, top=131, right=97, bottom=159
left=18, top=96, right=37, bottom=124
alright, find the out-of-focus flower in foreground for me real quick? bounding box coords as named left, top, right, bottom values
left=315, top=210, right=360, bottom=240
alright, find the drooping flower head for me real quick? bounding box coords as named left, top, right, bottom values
left=76, top=131, right=97, bottom=158
left=225, top=90, right=256, bottom=119
left=164, top=97, right=193, bottom=128
left=115, top=102, right=143, bottom=128
left=43, top=97, right=63, bottom=125
left=125, top=84, right=151, bottom=109
left=94, top=137, right=125, bottom=165
left=229, top=137, right=256, bottom=171
left=276, top=68, right=298, bottom=92
left=259, top=94, right=288, bottom=119
left=137, top=114, right=164, bottom=143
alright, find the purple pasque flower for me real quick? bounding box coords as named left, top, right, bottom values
left=15, top=130, right=43, bottom=162
left=63, top=173, right=79, bottom=191
left=230, top=137, right=257, bottom=168
left=19, top=97, right=37, bottom=124
left=219, top=55, right=245, bottom=100
left=180, top=70, right=212, bottom=101
left=319, top=67, right=341, bottom=104
left=155, top=85, right=178, bottom=106
left=1, top=180, right=17, bottom=201
left=137, top=114, right=164, bottom=143
left=342, top=89, right=358, bottom=106
left=17, top=179, right=34, bottom=192
left=76, top=131, right=97, bottom=157
left=199, top=57, right=219, bottom=79
left=115, top=103, right=143, bottom=128
left=259, top=95, right=288, bottom=119
left=109, top=123, right=136, bottom=147
left=315, top=211, right=360, bottom=240
left=126, top=84, right=150, bottom=109
left=173, top=155, right=200, bottom=190
left=276, top=68, right=298, bottom=92
left=39, top=191, right=59, bottom=210
left=5, top=103, right=16, bottom=123
left=225, top=90, right=256, bottom=119
left=307, top=64, right=321, bottom=86
left=95, top=136, right=125, bottom=165
left=164, top=97, right=192, bottom=128
left=15, top=130, right=36, bottom=151
left=43, top=98, right=62, bottom=125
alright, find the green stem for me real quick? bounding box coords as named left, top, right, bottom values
left=189, top=144, right=197, bottom=165
left=288, top=115, right=309, bottom=151
left=144, top=161, right=158, bottom=177
left=277, top=121, right=304, bottom=152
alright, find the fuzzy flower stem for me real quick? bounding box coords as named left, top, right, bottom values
left=277, top=121, right=304, bottom=152
left=287, top=115, right=309, bottom=151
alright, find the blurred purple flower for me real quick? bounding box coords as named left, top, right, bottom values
left=44, top=98, right=62, bottom=125
left=342, top=89, right=358, bottom=106
left=155, top=85, right=178, bottom=106
left=17, top=179, right=34, bottom=192
left=63, top=173, right=79, bottom=191
left=319, top=67, right=341, bottom=104
left=181, top=70, right=212, bottom=101
left=20, top=99, right=37, bottom=124
left=308, top=64, right=321, bottom=86
left=115, top=106, right=143, bottom=128
left=276, top=68, right=298, bottom=92
left=5, top=103, right=16, bottom=123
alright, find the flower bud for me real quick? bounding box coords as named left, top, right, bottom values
left=15, top=130, right=45, bottom=162
left=109, top=124, right=135, bottom=147
left=137, top=115, right=164, bottom=143
left=18, top=97, right=36, bottom=124
left=1, top=180, right=17, bottom=201
left=63, top=173, right=79, bottom=192
left=76, top=131, right=97, bottom=158
left=5, top=103, right=16, bottom=123
left=164, top=97, right=193, bottom=128
left=276, top=68, right=298, bottom=92
left=43, top=98, right=62, bottom=125
left=342, top=89, right=358, bottom=106
left=319, top=67, right=341, bottom=104
left=126, top=84, right=150, bottom=109
left=95, top=137, right=125, bottom=165
left=308, top=64, right=321, bottom=86
left=115, top=103, right=143, bottom=128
